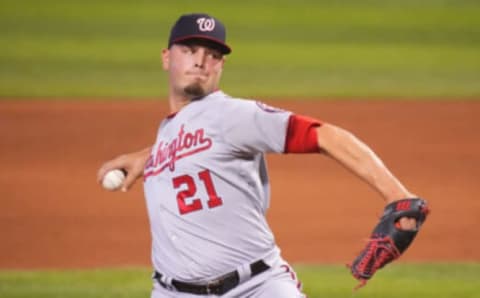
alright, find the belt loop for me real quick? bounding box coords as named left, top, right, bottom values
left=236, top=263, right=251, bottom=284
left=153, top=271, right=175, bottom=291
left=163, top=275, right=173, bottom=288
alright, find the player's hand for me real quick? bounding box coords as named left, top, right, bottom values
left=391, top=195, right=418, bottom=230
left=97, top=147, right=152, bottom=192
left=349, top=198, right=429, bottom=288
left=397, top=217, right=417, bottom=230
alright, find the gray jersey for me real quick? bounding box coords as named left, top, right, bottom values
left=143, top=91, right=291, bottom=282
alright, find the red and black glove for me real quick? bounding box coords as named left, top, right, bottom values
left=349, top=198, right=429, bottom=289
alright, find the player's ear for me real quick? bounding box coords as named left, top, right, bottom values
left=161, top=48, right=170, bottom=71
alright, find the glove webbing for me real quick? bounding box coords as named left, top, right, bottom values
left=350, top=236, right=400, bottom=290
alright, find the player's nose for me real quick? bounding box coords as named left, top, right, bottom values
left=193, top=48, right=207, bottom=68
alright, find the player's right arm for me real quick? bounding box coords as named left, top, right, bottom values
left=97, top=146, right=152, bottom=192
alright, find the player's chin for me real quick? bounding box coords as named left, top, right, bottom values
left=184, top=83, right=207, bottom=97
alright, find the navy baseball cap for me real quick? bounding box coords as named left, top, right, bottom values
left=168, top=13, right=232, bottom=55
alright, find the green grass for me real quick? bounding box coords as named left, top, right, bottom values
left=1, top=0, right=479, bottom=98
left=298, top=263, right=480, bottom=298
left=0, top=263, right=479, bottom=298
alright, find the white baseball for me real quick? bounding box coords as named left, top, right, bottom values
left=102, top=169, right=126, bottom=191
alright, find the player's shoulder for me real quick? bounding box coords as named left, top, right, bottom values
left=203, top=91, right=253, bottom=114
left=212, top=91, right=287, bottom=114
left=209, top=90, right=252, bottom=105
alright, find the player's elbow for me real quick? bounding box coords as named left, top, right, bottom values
left=316, top=123, right=352, bottom=154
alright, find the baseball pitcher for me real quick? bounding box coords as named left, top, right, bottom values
left=98, top=13, right=429, bottom=297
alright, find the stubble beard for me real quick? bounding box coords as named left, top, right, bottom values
left=184, top=83, right=206, bottom=98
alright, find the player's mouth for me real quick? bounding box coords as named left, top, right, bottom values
left=186, top=72, right=208, bottom=80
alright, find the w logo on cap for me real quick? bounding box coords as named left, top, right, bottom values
left=169, top=13, right=231, bottom=54
left=197, top=17, right=215, bottom=32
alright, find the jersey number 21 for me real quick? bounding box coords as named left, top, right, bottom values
left=172, top=170, right=223, bottom=215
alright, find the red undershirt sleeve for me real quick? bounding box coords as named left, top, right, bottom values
left=284, top=114, right=323, bottom=153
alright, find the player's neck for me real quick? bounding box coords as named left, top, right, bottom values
left=168, top=89, right=218, bottom=113
left=168, top=95, right=192, bottom=113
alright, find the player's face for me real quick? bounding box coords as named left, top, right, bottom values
left=162, top=41, right=225, bottom=98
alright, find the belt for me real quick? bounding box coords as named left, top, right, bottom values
left=154, top=260, right=270, bottom=296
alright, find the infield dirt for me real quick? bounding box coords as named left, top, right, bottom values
left=1, top=99, right=478, bottom=269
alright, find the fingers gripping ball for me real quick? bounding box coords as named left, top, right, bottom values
left=349, top=198, right=429, bottom=289
left=102, top=169, right=127, bottom=191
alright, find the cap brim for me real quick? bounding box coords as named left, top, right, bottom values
left=171, top=35, right=231, bottom=55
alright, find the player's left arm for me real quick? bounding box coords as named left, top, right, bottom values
left=314, top=122, right=429, bottom=287
left=285, top=114, right=429, bottom=286
left=315, top=123, right=414, bottom=204
left=285, top=114, right=415, bottom=204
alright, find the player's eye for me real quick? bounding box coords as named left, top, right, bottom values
left=180, top=45, right=193, bottom=54
left=210, top=52, right=222, bottom=60
left=206, top=50, right=222, bottom=60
